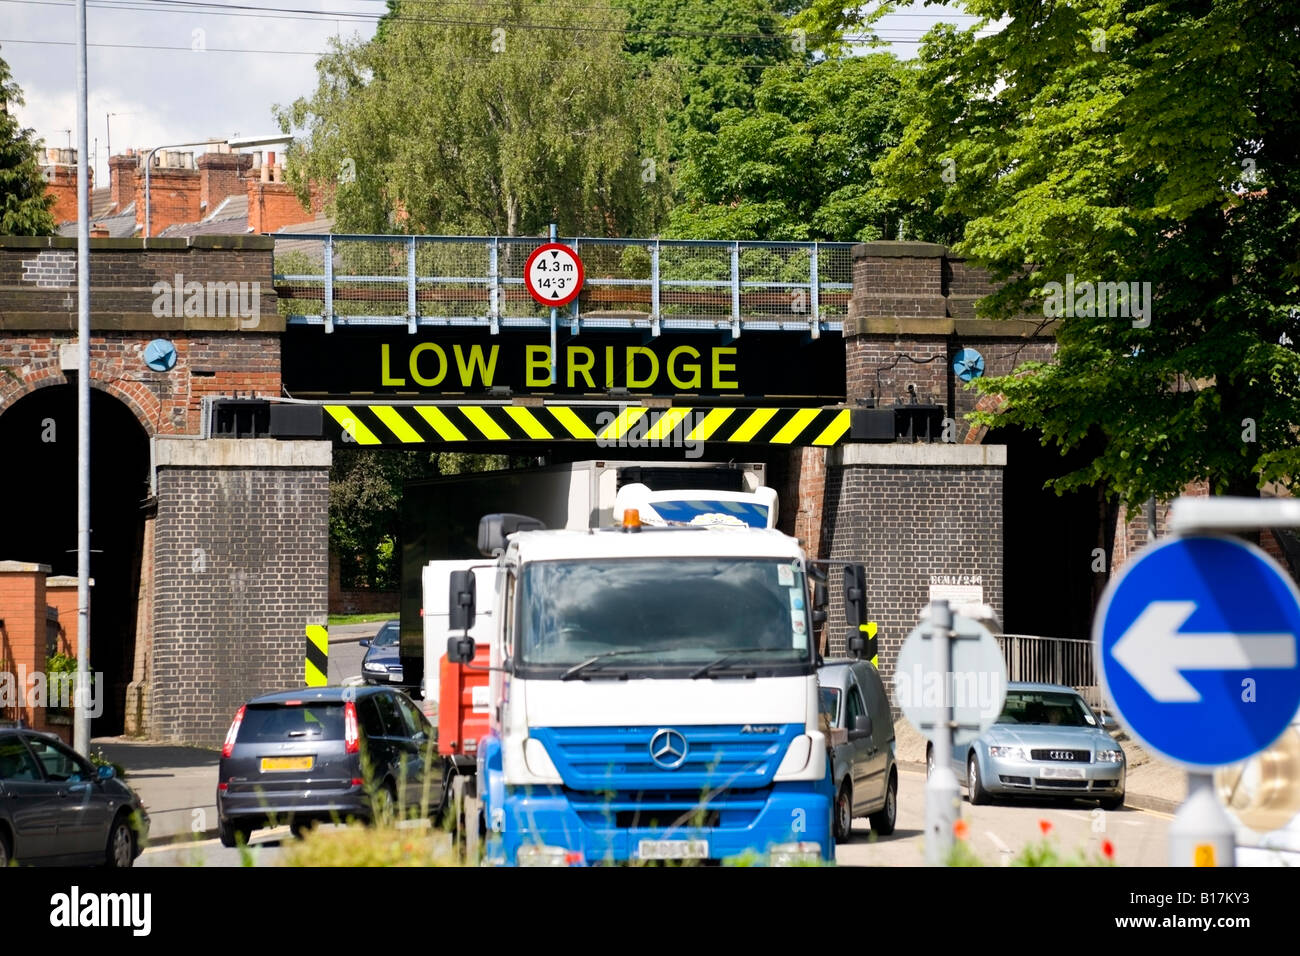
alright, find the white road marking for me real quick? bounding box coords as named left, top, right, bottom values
left=985, top=831, right=1010, bottom=853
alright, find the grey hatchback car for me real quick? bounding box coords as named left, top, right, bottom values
left=818, top=659, right=898, bottom=842
left=0, top=728, right=148, bottom=867
left=216, top=685, right=445, bottom=847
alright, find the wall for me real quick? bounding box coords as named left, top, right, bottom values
left=0, top=236, right=281, bottom=434
left=151, top=439, right=331, bottom=747
left=821, top=445, right=1006, bottom=690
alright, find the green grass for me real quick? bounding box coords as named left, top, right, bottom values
left=327, top=612, right=398, bottom=625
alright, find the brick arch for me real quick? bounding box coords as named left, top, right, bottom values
left=0, top=364, right=160, bottom=437
left=962, top=392, right=1007, bottom=444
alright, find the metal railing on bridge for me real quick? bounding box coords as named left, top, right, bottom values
left=272, top=234, right=854, bottom=336
left=995, top=633, right=1102, bottom=712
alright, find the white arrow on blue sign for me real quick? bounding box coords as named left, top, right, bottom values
left=1094, top=535, right=1300, bottom=768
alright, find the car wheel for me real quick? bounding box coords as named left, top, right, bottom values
left=370, top=781, right=397, bottom=825
left=1099, top=794, right=1125, bottom=811
left=219, top=819, right=250, bottom=849
left=833, top=781, right=853, bottom=842
left=105, top=813, right=135, bottom=868
left=0, top=827, right=11, bottom=868
left=967, top=755, right=990, bottom=806
left=869, top=771, right=898, bottom=835
left=926, top=745, right=934, bottom=779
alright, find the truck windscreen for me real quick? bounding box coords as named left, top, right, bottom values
left=515, top=558, right=813, bottom=678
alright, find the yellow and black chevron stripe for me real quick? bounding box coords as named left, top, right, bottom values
left=322, top=404, right=851, bottom=448
left=305, top=625, right=329, bottom=687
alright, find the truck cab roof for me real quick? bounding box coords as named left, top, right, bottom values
left=505, top=524, right=805, bottom=563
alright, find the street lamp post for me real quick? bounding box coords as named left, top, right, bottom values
left=143, top=134, right=292, bottom=237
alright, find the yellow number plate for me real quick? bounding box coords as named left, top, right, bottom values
left=261, top=756, right=313, bottom=772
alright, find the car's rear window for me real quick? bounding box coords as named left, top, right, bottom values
left=238, top=703, right=345, bottom=742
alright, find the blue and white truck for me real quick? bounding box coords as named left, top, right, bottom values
left=442, top=485, right=857, bottom=865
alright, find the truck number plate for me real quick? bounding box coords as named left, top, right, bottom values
left=638, top=839, right=709, bottom=860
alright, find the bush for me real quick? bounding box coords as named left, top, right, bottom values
left=278, top=823, right=459, bottom=867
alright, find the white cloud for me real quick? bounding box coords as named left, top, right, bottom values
left=4, top=1, right=379, bottom=184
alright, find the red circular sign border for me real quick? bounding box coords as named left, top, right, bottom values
left=523, top=242, right=585, bottom=307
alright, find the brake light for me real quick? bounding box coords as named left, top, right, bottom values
left=344, top=701, right=360, bottom=754
left=222, top=705, right=245, bottom=758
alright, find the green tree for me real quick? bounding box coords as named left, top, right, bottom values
left=613, top=0, right=802, bottom=143
left=875, top=0, right=1300, bottom=508
left=0, top=51, right=55, bottom=236
left=668, top=54, right=961, bottom=243
left=275, top=2, right=675, bottom=237
left=330, top=449, right=520, bottom=590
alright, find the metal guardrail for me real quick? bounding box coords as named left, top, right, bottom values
left=272, top=234, right=854, bottom=335
left=996, top=633, right=1102, bottom=711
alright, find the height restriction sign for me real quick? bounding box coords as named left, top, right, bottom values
left=524, top=243, right=584, bottom=307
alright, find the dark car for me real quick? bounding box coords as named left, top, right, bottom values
left=216, top=685, right=445, bottom=847
left=0, top=729, right=149, bottom=867
left=818, top=659, right=898, bottom=842
left=360, top=620, right=405, bottom=687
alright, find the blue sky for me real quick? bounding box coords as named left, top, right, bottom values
left=3, top=1, right=986, bottom=187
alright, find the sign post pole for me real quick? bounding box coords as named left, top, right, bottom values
left=923, top=599, right=959, bottom=866
left=1168, top=771, right=1236, bottom=867
left=548, top=223, right=558, bottom=386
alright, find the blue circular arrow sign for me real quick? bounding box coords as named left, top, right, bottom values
left=1095, top=535, right=1300, bottom=767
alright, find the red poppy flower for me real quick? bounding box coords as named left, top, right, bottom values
left=1102, top=839, right=1115, bottom=860
left=1039, top=819, right=1052, bottom=835
left=953, top=818, right=970, bottom=840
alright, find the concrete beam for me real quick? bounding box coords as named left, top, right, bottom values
left=829, top=442, right=1007, bottom=468
left=153, top=438, right=332, bottom=469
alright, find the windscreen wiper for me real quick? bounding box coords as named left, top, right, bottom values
left=690, top=647, right=798, bottom=680
left=559, top=649, right=655, bottom=681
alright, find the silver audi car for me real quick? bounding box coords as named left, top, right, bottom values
left=927, top=682, right=1126, bottom=809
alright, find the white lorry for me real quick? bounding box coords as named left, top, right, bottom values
left=438, top=485, right=869, bottom=866
left=401, top=460, right=768, bottom=697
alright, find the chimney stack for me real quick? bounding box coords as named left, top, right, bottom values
left=108, top=151, right=140, bottom=214
left=197, top=150, right=254, bottom=214
left=39, top=148, right=90, bottom=225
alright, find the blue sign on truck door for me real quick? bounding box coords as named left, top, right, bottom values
left=1094, top=535, right=1300, bottom=768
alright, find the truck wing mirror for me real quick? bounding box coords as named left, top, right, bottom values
left=843, top=564, right=867, bottom=628
left=447, top=636, right=476, bottom=665
left=478, top=513, right=546, bottom=557
left=449, top=570, right=476, bottom=631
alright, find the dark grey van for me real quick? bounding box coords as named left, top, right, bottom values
left=818, top=659, right=898, bottom=842
left=216, top=686, right=444, bottom=847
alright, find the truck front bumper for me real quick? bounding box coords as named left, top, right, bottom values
left=488, top=782, right=833, bottom=866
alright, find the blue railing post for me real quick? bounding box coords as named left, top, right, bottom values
left=489, top=237, right=500, bottom=334
left=731, top=241, right=741, bottom=338
left=323, top=234, right=334, bottom=334
left=810, top=242, right=820, bottom=340
left=407, top=236, right=417, bottom=334
left=650, top=239, right=661, bottom=338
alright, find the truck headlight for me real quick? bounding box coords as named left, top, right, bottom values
left=769, top=842, right=822, bottom=867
